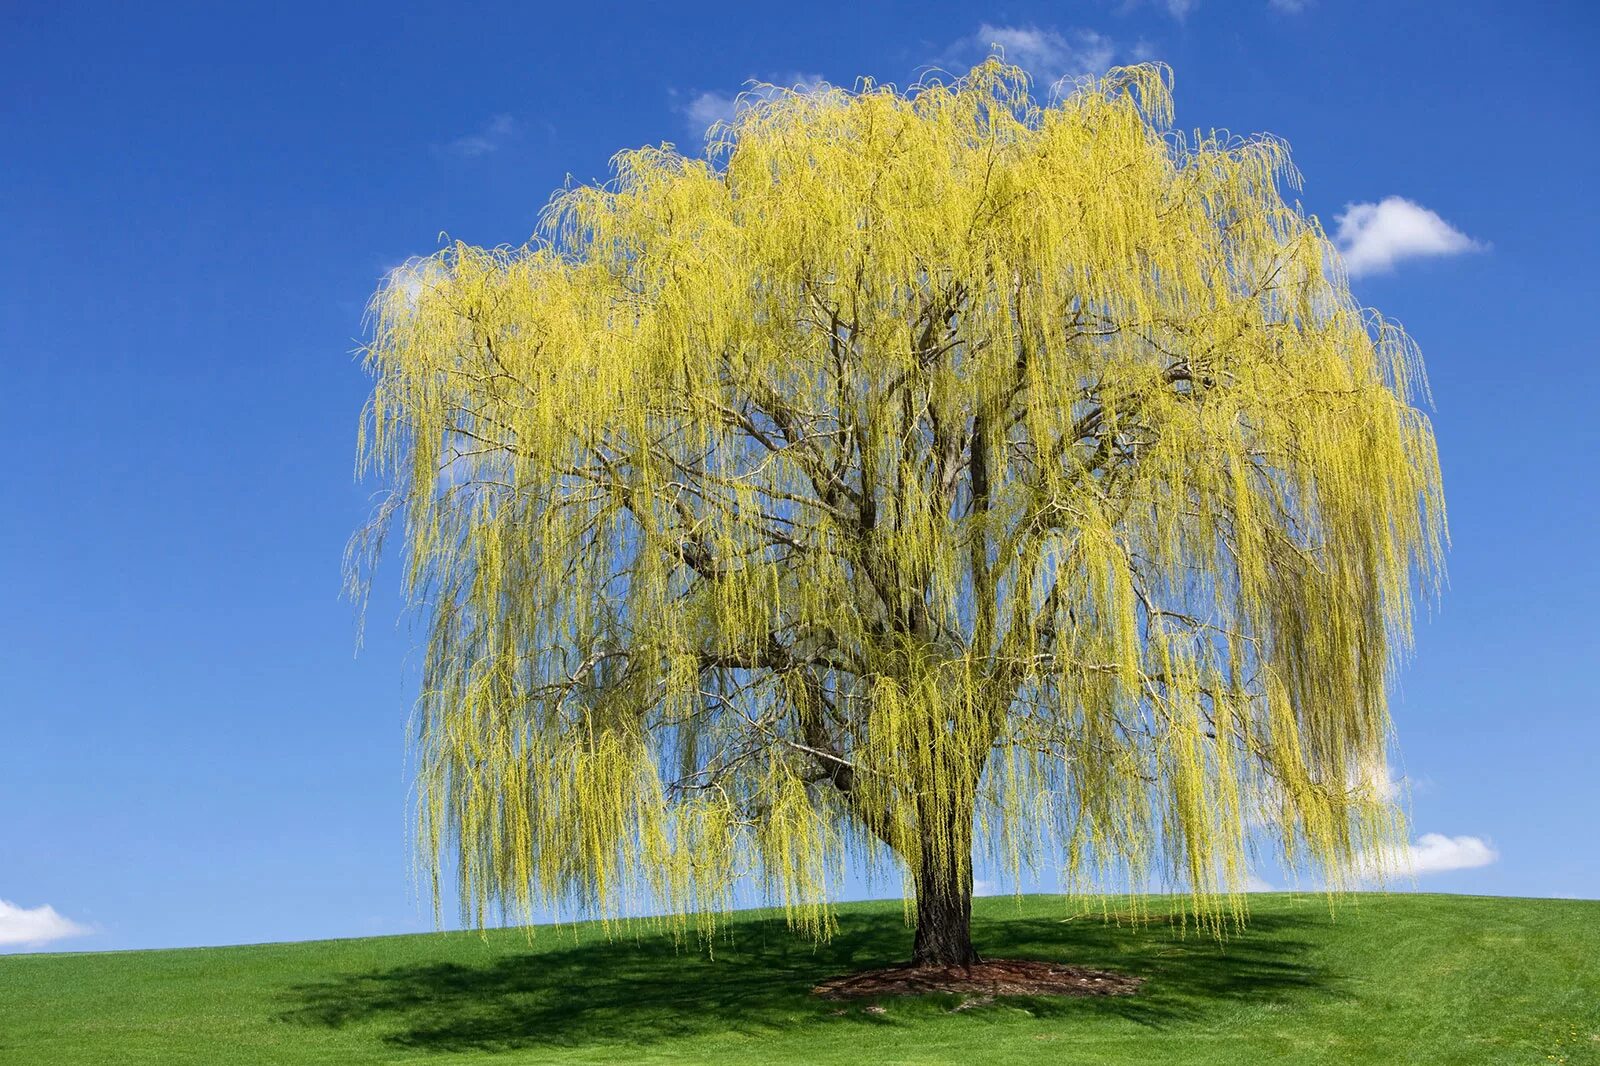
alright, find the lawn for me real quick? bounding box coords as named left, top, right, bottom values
left=3, top=893, right=1596, bottom=1064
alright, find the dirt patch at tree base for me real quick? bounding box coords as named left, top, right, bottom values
left=812, top=959, right=1143, bottom=1000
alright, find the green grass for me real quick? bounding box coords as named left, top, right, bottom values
left=3, top=894, right=1597, bottom=1064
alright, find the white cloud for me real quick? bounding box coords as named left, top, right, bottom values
left=1129, top=38, right=1161, bottom=63
left=1268, top=0, right=1310, bottom=10
left=442, top=114, right=518, bottom=158
left=0, top=899, right=90, bottom=948
left=682, top=90, right=740, bottom=132
left=1243, top=760, right=1410, bottom=832
left=1353, top=833, right=1498, bottom=882
left=1113, top=0, right=1197, bottom=19
left=1334, top=196, right=1484, bottom=277
left=380, top=259, right=427, bottom=311
left=676, top=72, right=829, bottom=139
left=1350, top=759, right=1407, bottom=803
left=1243, top=873, right=1275, bottom=892
left=973, top=878, right=1002, bottom=896
left=974, top=24, right=1118, bottom=88
left=375, top=257, right=455, bottom=322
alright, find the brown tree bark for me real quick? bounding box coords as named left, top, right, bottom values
left=910, top=792, right=980, bottom=967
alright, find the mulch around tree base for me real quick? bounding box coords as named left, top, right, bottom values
left=812, top=959, right=1143, bottom=999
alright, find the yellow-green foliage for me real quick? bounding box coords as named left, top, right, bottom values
left=351, top=60, right=1445, bottom=939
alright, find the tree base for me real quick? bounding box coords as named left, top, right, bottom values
left=812, top=959, right=1143, bottom=999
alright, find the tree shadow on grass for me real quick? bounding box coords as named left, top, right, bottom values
left=280, top=904, right=1338, bottom=1055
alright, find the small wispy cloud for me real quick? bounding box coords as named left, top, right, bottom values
left=1244, top=760, right=1410, bottom=830
left=1129, top=38, right=1162, bottom=63
left=1114, top=0, right=1196, bottom=19
left=441, top=114, right=519, bottom=158
left=970, top=24, right=1120, bottom=89
left=675, top=72, right=829, bottom=139
left=1352, top=833, right=1499, bottom=882
left=1268, top=0, right=1310, bottom=11
left=380, top=260, right=426, bottom=307
left=681, top=90, right=741, bottom=133
left=1351, top=759, right=1408, bottom=804
left=0, top=899, right=90, bottom=949
left=1334, top=196, right=1484, bottom=277
left=372, top=257, right=450, bottom=321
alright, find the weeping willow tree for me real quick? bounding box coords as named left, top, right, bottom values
left=351, top=60, right=1445, bottom=967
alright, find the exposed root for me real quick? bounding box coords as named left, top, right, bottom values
left=812, top=959, right=1143, bottom=1000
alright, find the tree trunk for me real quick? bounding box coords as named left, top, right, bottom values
left=912, top=865, right=978, bottom=967
left=910, top=794, right=980, bottom=968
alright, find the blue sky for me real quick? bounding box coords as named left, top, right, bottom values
left=2, top=0, right=1596, bottom=953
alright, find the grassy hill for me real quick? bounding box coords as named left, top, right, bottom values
left=3, top=893, right=1596, bottom=1064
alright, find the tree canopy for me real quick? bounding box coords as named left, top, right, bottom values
left=352, top=60, right=1445, bottom=962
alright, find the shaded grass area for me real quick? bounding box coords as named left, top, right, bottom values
left=3, top=894, right=1597, bottom=1064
